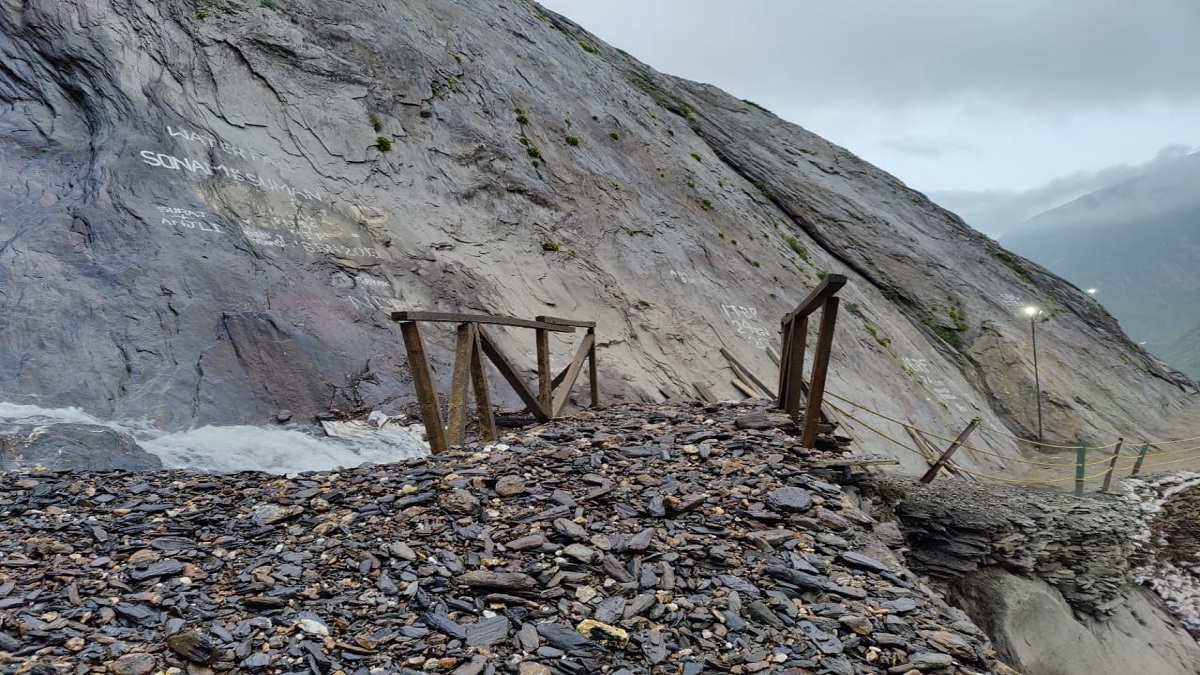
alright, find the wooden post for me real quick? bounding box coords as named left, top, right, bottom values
left=1074, top=442, right=1088, bottom=497
left=444, top=323, right=474, bottom=447
left=919, top=417, right=981, bottom=483
left=587, top=327, right=599, bottom=407
left=468, top=325, right=496, bottom=442
left=536, top=328, right=551, bottom=413
left=801, top=297, right=839, bottom=447
left=1101, top=438, right=1124, bottom=493
left=1131, top=442, right=1150, bottom=476
left=399, top=321, right=448, bottom=455
left=475, top=326, right=550, bottom=422
left=551, top=333, right=596, bottom=417
left=782, top=317, right=808, bottom=419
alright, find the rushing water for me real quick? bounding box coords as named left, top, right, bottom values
left=0, top=402, right=429, bottom=474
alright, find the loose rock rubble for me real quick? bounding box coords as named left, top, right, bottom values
left=1, top=401, right=1015, bottom=674
left=1128, top=472, right=1200, bottom=635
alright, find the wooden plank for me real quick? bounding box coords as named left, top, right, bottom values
left=804, top=458, right=900, bottom=468
left=536, top=328, right=551, bottom=413
left=782, top=317, right=809, bottom=419
left=731, top=378, right=761, bottom=398
left=399, top=321, right=448, bottom=455
left=720, top=348, right=772, bottom=401
left=801, top=296, right=839, bottom=447
left=781, top=274, right=848, bottom=326
left=445, top=323, right=474, bottom=447
left=469, top=326, right=496, bottom=442
left=1101, top=438, right=1124, bottom=493
left=587, top=329, right=599, bottom=407
left=694, top=382, right=718, bottom=403
left=551, top=333, right=595, bottom=417
left=919, top=417, right=980, bottom=483
left=475, top=325, right=550, bottom=422
left=392, top=311, right=574, bottom=333
left=536, top=315, right=597, bottom=328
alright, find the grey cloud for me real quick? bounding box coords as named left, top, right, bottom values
left=930, top=146, right=1199, bottom=236
left=539, top=0, right=1200, bottom=109
left=882, top=136, right=975, bottom=158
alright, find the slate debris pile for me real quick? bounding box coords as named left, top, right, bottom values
left=0, top=400, right=1016, bottom=674
left=875, top=476, right=1140, bottom=617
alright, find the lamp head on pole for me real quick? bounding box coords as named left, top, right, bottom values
left=1023, top=306, right=1041, bottom=318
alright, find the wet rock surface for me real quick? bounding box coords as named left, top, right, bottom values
left=0, top=420, right=162, bottom=472
left=0, top=401, right=1014, bottom=673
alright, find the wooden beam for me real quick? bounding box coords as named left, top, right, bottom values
left=777, top=325, right=793, bottom=404
left=469, top=327, right=496, bottom=442
left=445, top=323, right=475, bottom=447
left=392, top=311, right=575, bottom=333
left=720, top=348, right=772, bottom=400
left=1100, top=438, right=1124, bottom=493
left=399, top=321, right=448, bottom=455
left=536, top=315, right=597, bottom=329
left=694, top=382, right=718, bottom=403
left=551, top=333, right=595, bottom=417
left=536, top=328, right=551, bottom=413
left=587, top=328, right=599, bottom=407
left=731, top=378, right=762, bottom=398
left=781, top=274, right=848, bottom=326
left=919, top=417, right=980, bottom=484
left=801, top=296, right=840, bottom=447
left=782, top=317, right=809, bottom=419
left=475, top=325, right=550, bottom=422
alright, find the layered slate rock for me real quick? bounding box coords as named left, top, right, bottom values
left=0, top=400, right=1016, bottom=674
left=871, top=476, right=1140, bottom=617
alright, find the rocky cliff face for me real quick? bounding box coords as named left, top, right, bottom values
left=0, top=0, right=1192, bottom=465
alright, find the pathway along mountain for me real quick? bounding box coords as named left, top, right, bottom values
left=1008, top=397, right=1200, bottom=492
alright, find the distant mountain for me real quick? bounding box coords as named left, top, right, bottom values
left=1162, top=323, right=1200, bottom=381
left=1000, top=152, right=1200, bottom=373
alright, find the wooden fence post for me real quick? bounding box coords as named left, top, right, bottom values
left=587, top=327, right=599, bottom=407
left=1131, top=442, right=1150, bottom=476
left=801, top=297, right=839, bottom=447
left=536, top=328, right=551, bottom=412
left=1074, top=442, right=1088, bottom=497
left=399, top=321, right=448, bottom=455
left=919, top=417, right=981, bottom=483
left=1100, top=438, right=1124, bottom=493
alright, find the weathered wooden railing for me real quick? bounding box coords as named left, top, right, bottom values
left=777, top=274, right=847, bottom=447
left=391, top=311, right=597, bottom=453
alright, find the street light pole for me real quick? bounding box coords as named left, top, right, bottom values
left=1024, top=306, right=1043, bottom=448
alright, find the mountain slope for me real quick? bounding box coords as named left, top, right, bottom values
left=1000, top=153, right=1200, bottom=359
left=0, top=0, right=1191, bottom=467
left=1162, top=323, right=1200, bottom=380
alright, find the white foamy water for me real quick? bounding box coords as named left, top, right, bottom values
left=0, top=402, right=429, bottom=474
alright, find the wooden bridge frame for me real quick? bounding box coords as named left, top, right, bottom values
left=391, top=311, right=597, bottom=454
left=778, top=274, right=847, bottom=447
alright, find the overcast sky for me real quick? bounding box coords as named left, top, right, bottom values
left=538, top=0, right=1200, bottom=203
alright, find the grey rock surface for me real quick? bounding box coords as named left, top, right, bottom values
left=0, top=420, right=162, bottom=471
left=0, top=0, right=1192, bottom=469
left=949, top=568, right=1200, bottom=675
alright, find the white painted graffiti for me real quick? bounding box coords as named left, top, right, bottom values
left=721, top=304, right=770, bottom=349
left=154, top=205, right=223, bottom=234
left=165, top=125, right=292, bottom=173
left=670, top=269, right=694, bottom=284
left=999, top=293, right=1024, bottom=309
left=356, top=275, right=390, bottom=288
left=139, top=150, right=322, bottom=202
left=346, top=293, right=404, bottom=312
left=902, top=357, right=932, bottom=374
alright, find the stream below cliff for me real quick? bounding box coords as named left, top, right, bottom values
left=0, top=403, right=428, bottom=473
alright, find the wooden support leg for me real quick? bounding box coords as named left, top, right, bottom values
left=536, top=328, right=551, bottom=413
left=468, top=325, right=496, bottom=442
left=399, top=321, right=448, bottom=455
left=445, top=323, right=474, bottom=447
left=784, top=317, right=808, bottom=421
left=801, top=298, right=839, bottom=447
left=476, top=325, right=550, bottom=422
left=1074, top=443, right=1088, bottom=497
left=587, top=328, right=599, bottom=407
left=552, top=333, right=595, bottom=417
left=1131, top=442, right=1149, bottom=476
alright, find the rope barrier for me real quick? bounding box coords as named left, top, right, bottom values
left=1149, top=434, right=1200, bottom=446
left=821, top=390, right=1200, bottom=490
